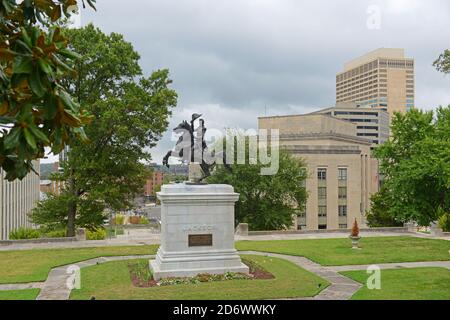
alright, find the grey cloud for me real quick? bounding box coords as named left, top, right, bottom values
left=49, top=0, right=450, bottom=164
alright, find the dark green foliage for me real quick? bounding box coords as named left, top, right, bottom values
left=373, top=107, right=450, bottom=226
left=9, top=227, right=40, bottom=240
left=86, top=228, right=106, bottom=240
left=433, top=49, right=450, bottom=74
left=366, top=187, right=404, bottom=227
left=30, top=25, right=177, bottom=235
left=207, top=142, right=308, bottom=231
left=0, top=0, right=95, bottom=180
left=438, top=213, right=450, bottom=232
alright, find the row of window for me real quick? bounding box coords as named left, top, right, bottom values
left=318, top=187, right=347, bottom=201
left=301, top=223, right=348, bottom=230
left=318, top=168, right=348, bottom=180
left=317, top=168, right=348, bottom=219
left=334, top=111, right=379, bottom=116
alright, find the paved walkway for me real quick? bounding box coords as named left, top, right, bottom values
left=240, top=251, right=362, bottom=300
left=2, top=250, right=448, bottom=300
left=36, top=255, right=153, bottom=300
left=0, top=282, right=43, bottom=291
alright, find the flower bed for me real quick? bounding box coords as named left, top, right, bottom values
left=128, top=257, right=274, bottom=288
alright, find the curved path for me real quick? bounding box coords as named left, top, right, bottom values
left=0, top=252, right=449, bottom=300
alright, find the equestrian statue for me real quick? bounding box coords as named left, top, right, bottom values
left=163, top=114, right=231, bottom=183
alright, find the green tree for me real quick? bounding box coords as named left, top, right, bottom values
left=207, top=142, right=308, bottom=231
left=433, top=49, right=450, bottom=74
left=1, top=0, right=95, bottom=180
left=373, top=107, right=450, bottom=226
left=366, top=186, right=403, bottom=227
left=30, top=25, right=177, bottom=236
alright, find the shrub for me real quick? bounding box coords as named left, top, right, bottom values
left=9, top=228, right=41, bottom=240
left=86, top=228, right=107, bottom=240
left=113, top=214, right=125, bottom=225
left=129, top=216, right=140, bottom=224
left=139, top=216, right=149, bottom=225
left=350, top=218, right=359, bottom=237
left=438, top=213, right=450, bottom=232
left=44, top=229, right=67, bottom=238
left=366, top=188, right=403, bottom=227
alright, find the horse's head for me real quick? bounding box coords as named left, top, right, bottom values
left=173, top=120, right=191, bottom=133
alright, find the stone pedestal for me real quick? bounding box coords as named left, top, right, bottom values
left=150, top=183, right=249, bottom=280
left=235, top=223, right=249, bottom=236
left=430, top=222, right=444, bottom=237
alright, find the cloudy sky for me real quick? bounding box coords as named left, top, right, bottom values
left=44, top=0, right=450, bottom=163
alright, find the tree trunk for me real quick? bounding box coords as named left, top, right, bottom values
left=66, top=171, right=77, bottom=237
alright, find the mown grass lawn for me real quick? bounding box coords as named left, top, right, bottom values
left=70, top=255, right=329, bottom=300
left=236, top=236, right=450, bottom=266
left=341, top=267, right=450, bottom=300
left=0, top=289, right=40, bottom=300
left=0, top=245, right=158, bottom=284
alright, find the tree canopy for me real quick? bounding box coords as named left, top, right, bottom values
left=366, top=186, right=403, bottom=227
left=0, top=0, right=96, bottom=180
left=373, top=107, right=450, bottom=226
left=207, top=141, right=308, bottom=231
left=30, top=24, right=177, bottom=235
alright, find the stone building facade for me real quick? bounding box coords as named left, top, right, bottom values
left=313, top=102, right=390, bottom=147
left=259, top=114, right=378, bottom=230
left=0, top=160, right=40, bottom=239
left=336, top=48, right=415, bottom=119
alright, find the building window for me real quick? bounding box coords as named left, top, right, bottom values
left=339, top=224, right=348, bottom=229
left=338, top=168, right=347, bottom=181
left=317, top=168, right=327, bottom=180
left=318, top=224, right=327, bottom=230
left=318, top=187, right=327, bottom=199
left=318, top=205, right=327, bottom=217
left=338, top=187, right=347, bottom=199
left=338, top=205, right=347, bottom=217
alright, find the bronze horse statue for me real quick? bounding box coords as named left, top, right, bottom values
left=163, top=114, right=231, bottom=181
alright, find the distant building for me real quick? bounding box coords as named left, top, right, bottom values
left=144, top=168, right=165, bottom=198
left=40, top=179, right=63, bottom=196
left=0, top=161, right=40, bottom=240
left=336, top=48, right=415, bottom=118
left=259, top=114, right=378, bottom=230
left=312, top=102, right=390, bottom=147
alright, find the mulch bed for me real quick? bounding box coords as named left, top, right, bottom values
left=251, top=267, right=275, bottom=280
left=130, top=273, right=158, bottom=287
left=129, top=261, right=275, bottom=288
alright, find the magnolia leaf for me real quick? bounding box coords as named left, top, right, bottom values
left=37, top=58, right=53, bottom=75
left=58, top=90, right=78, bottom=112
left=3, top=128, right=21, bottom=150
left=20, top=27, right=33, bottom=47
left=50, top=5, right=62, bottom=21
left=13, top=55, right=33, bottom=74
left=29, top=67, right=46, bottom=97
left=0, top=100, right=8, bottom=115
left=59, top=48, right=82, bottom=60
left=23, top=127, right=37, bottom=149
left=28, top=124, right=50, bottom=143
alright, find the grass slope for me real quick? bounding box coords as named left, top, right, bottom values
left=70, top=255, right=329, bottom=300
left=236, top=236, right=450, bottom=266
left=0, top=245, right=158, bottom=284
left=0, top=289, right=40, bottom=300
left=341, top=267, right=450, bottom=300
